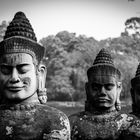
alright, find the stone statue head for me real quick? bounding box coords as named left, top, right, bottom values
left=131, top=63, right=140, bottom=113
left=0, top=11, right=47, bottom=104
left=85, top=48, right=122, bottom=112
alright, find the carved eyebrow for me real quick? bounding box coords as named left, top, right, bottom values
left=0, top=63, right=31, bottom=67
left=16, top=63, right=32, bottom=69
left=0, top=64, right=12, bottom=67
left=0, top=63, right=9, bottom=66
left=92, top=83, right=103, bottom=86
left=17, top=63, right=31, bottom=66
left=92, top=82, right=115, bottom=86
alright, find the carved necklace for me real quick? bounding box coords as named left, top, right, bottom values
left=0, top=102, right=39, bottom=111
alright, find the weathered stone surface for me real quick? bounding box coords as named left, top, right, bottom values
left=0, top=103, right=70, bottom=140
left=120, top=113, right=140, bottom=140
left=69, top=111, right=133, bottom=140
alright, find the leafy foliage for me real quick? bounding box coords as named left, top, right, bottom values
left=124, top=17, right=140, bottom=38
left=40, top=31, right=140, bottom=101
left=0, top=21, right=8, bottom=41
left=40, top=31, right=100, bottom=101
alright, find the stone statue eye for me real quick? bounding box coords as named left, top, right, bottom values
left=17, top=64, right=31, bottom=74
left=0, top=65, right=12, bottom=75
left=92, top=83, right=101, bottom=91
left=104, top=84, right=114, bottom=90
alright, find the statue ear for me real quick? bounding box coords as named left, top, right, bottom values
left=115, top=82, right=122, bottom=111
left=117, top=82, right=122, bottom=94
left=37, top=62, right=47, bottom=104
left=37, top=57, right=48, bottom=89
left=38, top=64, right=47, bottom=88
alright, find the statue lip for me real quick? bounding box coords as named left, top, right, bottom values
left=97, top=97, right=110, bottom=102
left=6, top=86, right=24, bottom=91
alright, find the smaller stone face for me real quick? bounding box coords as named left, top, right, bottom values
left=86, top=48, right=122, bottom=113
left=0, top=53, right=37, bottom=102
left=87, top=75, right=119, bottom=111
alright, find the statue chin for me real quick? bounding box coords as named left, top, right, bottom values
left=85, top=100, right=116, bottom=113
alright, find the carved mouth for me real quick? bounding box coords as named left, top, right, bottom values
left=7, top=87, right=24, bottom=92
left=98, top=98, right=109, bottom=102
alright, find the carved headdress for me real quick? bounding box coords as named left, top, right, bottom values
left=131, top=63, right=140, bottom=87
left=87, top=48, right=121, bottom=81
left=0, top=11, right=45, bottom=62
left=86, top=48, right=122, bottom=111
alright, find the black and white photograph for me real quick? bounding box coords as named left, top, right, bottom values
left=0, top=0, right=140, bottom=139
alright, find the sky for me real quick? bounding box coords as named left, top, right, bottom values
left=0, top=0, right=140, bottom=41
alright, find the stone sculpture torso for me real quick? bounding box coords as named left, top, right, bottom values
left=69, top=111, right=132, bottom=140
left=0, top=103, right=70, bottom=140
left=0, top=11, right=71, bottom=140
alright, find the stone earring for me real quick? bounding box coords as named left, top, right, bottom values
left=37, top=88, right=47, bottom=104
left=37, top=75, right=47, bottom=104
left=115, top=101, right=121, bottom=111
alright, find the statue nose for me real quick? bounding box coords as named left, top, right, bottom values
left=99, top=86, right=106, bottom=95
left=10, top=68, right=20, bottom=83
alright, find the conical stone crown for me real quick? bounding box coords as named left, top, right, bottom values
left=0, top=11, right=45, bottom=62
left=87, top=48, right=121, bottom=80
left=93, top=48, right=114, bottom=66
left=4, top=11, right=37, bottom=41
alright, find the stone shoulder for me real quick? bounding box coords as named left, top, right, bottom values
left=36, top=104, right=71, bottom=140
left=37, top=104, right=66, bottom=117
left=36, top=104, right=70, bottom=125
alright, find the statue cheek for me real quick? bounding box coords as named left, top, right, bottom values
left=88, top=91, right=96, bottom=98
left=107, top=92, right=115, bottom=102
left=0, top=78, right=6, bottom=88
left=21, top=77, right=32, bottom=87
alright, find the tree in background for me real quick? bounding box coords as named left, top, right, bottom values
left=0, top=20, right=8, bottom=41
left=40, top=30, right=140, bottom=101
left=40, top=31, right=100, bottom=101
left=124, top=17, right=140, bottom=39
